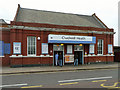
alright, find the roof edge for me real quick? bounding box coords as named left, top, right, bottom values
left=92, top=13, right=108, bottom=29
left=13, top=4, right=20, bottom=21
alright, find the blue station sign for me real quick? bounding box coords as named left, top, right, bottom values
left=48, top=34, right=96, bottom=44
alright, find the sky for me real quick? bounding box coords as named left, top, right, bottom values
left=0, top=0, right=119, bottom=46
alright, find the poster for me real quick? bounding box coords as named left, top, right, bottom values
left=13, top=42, right=21, bottom=54
left=67, top=45, right=72, bottom=54
left=4, top=43, right=10, bottom=54
left=108, top=44, right=113, bottom=54
left=42, top=43, right=48, bottom=54
left=65, top=54, right=74, bottom=63
left=89, top=44, right=94, bottom=54
left=0, top=41, right=4, bottom=56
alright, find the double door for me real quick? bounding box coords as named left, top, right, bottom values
left=53, top=44, right=64, bottom=66
left=54, top=51, right=63, bottom=66
left=74, top=51, right=83, bottom=64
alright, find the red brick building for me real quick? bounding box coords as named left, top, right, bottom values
left=0, top=19, right=10, bottom=66
left=1, top=4, right=115, bottom=67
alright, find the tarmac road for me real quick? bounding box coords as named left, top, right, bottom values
left=1, top=68, right=119, bottom=89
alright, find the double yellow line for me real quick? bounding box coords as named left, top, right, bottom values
left=92, top=80, right=120, bottom=89
left=59, top=82, right=79, bottom=86
left=21, top=82, right=79, bottom=88
left=101, top=82, right=120, bottom=89
left=21, top=85, right=43, bottom=88
left=92, top=80, right=107, bottom=82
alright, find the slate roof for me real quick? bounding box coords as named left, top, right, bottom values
left=14, top=5, right=107, bottom=28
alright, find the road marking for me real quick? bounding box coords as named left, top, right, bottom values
left=59, top=82, right=79, bottom=86
left=58, top=76, right=112, bottom=83
left=0, top=83, right=28, bottom=88
left=21, top=85, right=43, bottom=88
left=101, top=82, right=120, bottom=89
left=92, top=80, right=107, bottom=82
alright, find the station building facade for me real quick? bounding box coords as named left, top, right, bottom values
left=1, top=5, right=115, bottom=67
left=0, top=19, right=10, bottom=66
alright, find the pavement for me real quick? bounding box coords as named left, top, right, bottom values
left=1, top=62, right=119, bottom=75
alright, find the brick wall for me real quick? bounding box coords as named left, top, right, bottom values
left=10, top=57, right=53, bottom=67
left=1, top=30, right=10, bottom=66
left=8, top=21, right=114, bottom=67
left=84, top=56, right=114, bottom=64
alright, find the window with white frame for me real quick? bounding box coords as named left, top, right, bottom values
left=97, top=39, right=103, bottom=55
left=67, top=45, right=72, bottom=54
left=27, top=36, right=36, bottom=55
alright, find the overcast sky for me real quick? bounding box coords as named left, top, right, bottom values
left=0, top=0, right=119, bottom=46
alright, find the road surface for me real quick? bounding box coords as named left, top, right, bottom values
left=1, top=68, right=120, bottom=89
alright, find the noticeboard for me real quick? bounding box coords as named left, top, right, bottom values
left=13, top=42, right=21, bottom=54
left=108, top=44, right=113, bottom=54
left=89, top=44, right=94, bottom=54
left=4, top=43, right=10, bottom=54
left=65, top=54, right=74, bottom=63
left=0, top=41, right=4, bottom=56
left=42, top=43, right=48, bottom=54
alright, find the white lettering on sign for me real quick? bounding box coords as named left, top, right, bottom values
left=48, top=34, right=92, bottom=41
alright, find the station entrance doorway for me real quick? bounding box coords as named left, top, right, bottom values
left=74, top=45, right=83, bottom=65
left=54, top=51, right=63, bottom=66
left=53, top=44, right=64, bottom=66
left=74, top=51, right=83, bottom=64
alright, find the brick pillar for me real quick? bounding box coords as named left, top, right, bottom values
left=10, top=29, right=16, bottom=55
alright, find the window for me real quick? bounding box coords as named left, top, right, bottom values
left=27, top=36, right=36, bottom=55
left=97, top=39, right=103, bottom=55
left=53, top=44, right=64, bottom=51
left=67, top=45, right=72, bottom=54
left=74, top=45, right=83, bottom=51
